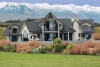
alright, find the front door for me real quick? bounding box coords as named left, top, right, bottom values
left=12, top=36, right=17, bottom=42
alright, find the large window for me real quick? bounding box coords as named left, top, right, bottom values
left=23, top=30, right=28, bottom=38
left=49, top=21, right=58, bottom=31
left=23, top=30, right=29, bottom=41
left=44, top=21, right=58, bottom=31
left=82, top=25, right=89, bottom=31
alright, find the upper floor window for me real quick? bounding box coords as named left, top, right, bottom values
left=23, top=30, right=28, bottom=38
left=82, top=25, right=89, bottom=31
left=10, top=25, right=18, bottom=33
left=44, top=21, right=58, bottom=31
left=12, top=28, right=17, bottom=33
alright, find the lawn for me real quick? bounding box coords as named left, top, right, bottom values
left=0, top=52, right=100, bottom=67
left=0, top=27, right=6, bottom=40
left=95, top=27, right=100, bottom=33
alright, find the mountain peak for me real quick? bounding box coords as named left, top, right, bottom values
left=0, top=2, right=100, bottom=22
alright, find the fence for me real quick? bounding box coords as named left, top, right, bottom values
left=11, top=40, right=100, bottom=45
left=42, top=40, right=88, bottom=44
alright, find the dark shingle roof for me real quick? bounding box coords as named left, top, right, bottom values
left=25, top=19, right=42, bottom=32
left=78, top=19, right=95, bottom=33
left=4, top=23, right=23, bottom=35
left=58, top=19, right=75, bottom=32
left=4, top=19, right=95, bottom=35
left=79, top=19, right=94, bottom=25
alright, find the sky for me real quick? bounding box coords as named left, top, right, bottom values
left=0, top=0, right=100, bottom=6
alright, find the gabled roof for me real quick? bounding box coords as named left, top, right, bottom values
left=39, top=12, right=63, bottom=26
left=59, top=19, right=75, bottom=32
left=4, top=23, right=23, bottom=35
left=79, top=19, right=94, bottom=26
left=25, top=20, right=42, bottom=33
left=78, top=19, right=95, bottom=33
left=4, top=13, right=95, bottom=35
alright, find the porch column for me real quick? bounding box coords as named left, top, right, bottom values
left=68, top=31, right=69, bottom=41
left=91, top=33, right=94, bottom=40
left=62, top=33, right=64, bottom=41
left=42, top=23, right=44, bottom=41
left=58, top=22, right=60, bottom=38
left=80, top=33, right=81, bottom=39
left=22, top=34, right=23, bottom=42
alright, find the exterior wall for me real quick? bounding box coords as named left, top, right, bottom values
left=18, top=35, right=21, bottom=42
left=7, top=36, right=9, bottom=41
left=72, top=19, right=83, bottom=40
left=81, top=22, right=92, bottom=27
left=21, top=24, right=30, bottom=41
left=81, top=22, right=92, bottom=30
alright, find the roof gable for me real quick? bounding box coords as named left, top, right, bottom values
left=4, top=23, right=23, bottom=35
left=39, top=12, right=63, bottom=26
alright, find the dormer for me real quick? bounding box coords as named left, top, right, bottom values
left=81, top=21, right=92, bottom=31
left=9, top=25, right=19, bottom=33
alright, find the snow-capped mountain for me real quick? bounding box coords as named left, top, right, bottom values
left=0, top=2, right=100, bottom=22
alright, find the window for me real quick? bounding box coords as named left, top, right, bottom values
left=49, top=21, right=57, bottom=31
left=82, top=25, right=89, bottom=31
left=23, top=30, right=29, bottom=41
left=23, top=30, right=28, bottom=38
left=79, top=33, right=80, bottom=37
left=12, top=28, right=17, bottom=33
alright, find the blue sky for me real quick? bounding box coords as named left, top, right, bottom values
left=0, top=0, right=100, bottom=6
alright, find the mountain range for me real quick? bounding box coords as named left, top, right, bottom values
left=0, top=2, right=100, bottom=22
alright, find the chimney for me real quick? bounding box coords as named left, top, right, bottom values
left=71, top=14, right=78, bottom=22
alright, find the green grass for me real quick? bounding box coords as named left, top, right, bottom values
left=0, top=28, right=6, bottom=40
left=0, top=52, right=100, bottom=67
left=95, top=27, right=100, bottom=33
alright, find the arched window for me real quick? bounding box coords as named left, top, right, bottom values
left=23, top=30, right=28, bottom=38
left=82, top=25, right=89, bottom=31
left=12, top=28, right=17, bottom=33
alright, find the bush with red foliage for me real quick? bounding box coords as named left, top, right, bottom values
left=93, top=33, right=100, bottom=40
left=71, top=44, right=81, bottom=54
left=16, top=40, right=42, bottom=53
left=0, top=40, right=11, bottom=51
left=80, top=40, right=96, bottom=55
left=86, top=48, right=96, bottom=55
left=94, top=42, right=100, bottom=54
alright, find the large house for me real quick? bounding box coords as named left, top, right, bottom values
left=4, top=12, right=95, bottom=42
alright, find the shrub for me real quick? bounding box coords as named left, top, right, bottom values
left=71, top=44, right=81, bottom=54
left=93, top=33, right=100, bottom=40
left=94, top=43, right=100, bottom=53
left=32, top=48, right=39, bottom=54
left=86, top=48, right=96, bottom=55
left=3, top=44, right=11, bottom=52
left=80, top=45, right=87, bottom=55
left=60, top=42, right=68, bottom=49
left=11, top=45, right=16, bottom=52
left=38, top=47, right=48, bottom=54
left=83, top=40, right=95, bottom=48
left=66, top=42, right=73, bottom=50
left=26, top=48, right=32, bottom=53
left=54, top=44, right=63, bottom=53
left=54, top=38, right=61, bottom=44
left=16, top=40, right=42, bottom=53
left=0, top=40, right=11, bottom=51
left=62, top=49, right=71, bottom=55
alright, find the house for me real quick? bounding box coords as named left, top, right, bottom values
left=4, top=12, right=95, bottom=43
